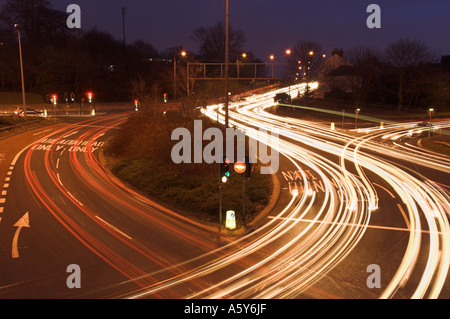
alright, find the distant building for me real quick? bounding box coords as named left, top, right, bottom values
left=316, top=49, right=355, bottom=98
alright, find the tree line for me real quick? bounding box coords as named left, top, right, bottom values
left=0, top=0, right=448, bottom=112
left=287, top=39, right=449, bottom=111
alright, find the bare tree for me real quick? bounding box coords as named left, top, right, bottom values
left=192, top=21, right=245, bottom=62
left=385, top=39, right=434, bottom=111
left=345, top=46, right=380, bottom=109
left=289, top=40, right=323, bottom=101
left=0, top=0, right=70, bottom=44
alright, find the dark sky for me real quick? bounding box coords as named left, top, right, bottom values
left=9, top=0, right=450, bottom=60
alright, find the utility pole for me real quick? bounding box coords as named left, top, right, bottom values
left=225, top=0, right=229, bottom=128
left=121, top=7, right=126, bottom=47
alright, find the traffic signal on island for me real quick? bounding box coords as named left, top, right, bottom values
left=220, top=155, right=230, bottom=183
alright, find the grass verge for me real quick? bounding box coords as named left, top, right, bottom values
left=104, top=111, right=273, bottom=229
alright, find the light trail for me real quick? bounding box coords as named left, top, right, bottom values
left=195, top=83, right=450, bottom=299
left=14, top=85, right=448, bottom=299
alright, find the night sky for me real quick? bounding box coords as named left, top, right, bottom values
left=5, top=0, right=450, bottom=61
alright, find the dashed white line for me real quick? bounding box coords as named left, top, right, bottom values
left=66, top=191, right=84, bottom=207
left=95, top=216, right=132, bottom=240
left=33, top=128, right=52, bottom=136
left=57, top=173, right=63, bottom=186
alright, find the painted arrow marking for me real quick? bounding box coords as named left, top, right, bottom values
left=62, top=131, right=79, bottom=138
left=12, top=212, right=30, bottom=259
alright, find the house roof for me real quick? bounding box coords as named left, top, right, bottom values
left=318, top=53, right=352, bottom=76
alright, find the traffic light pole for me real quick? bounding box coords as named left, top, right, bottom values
left=218, top=163, right=223, bottom=238
left=242, top=176, right=246, bottom=228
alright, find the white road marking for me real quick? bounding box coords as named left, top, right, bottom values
left=62, top=131, right=79, bottom=138
left=12, top=212, right=30, bottom=258
left=95, top=216, right=132, bottom=240
left=33, top=129, right=52, bottom=136
left=57, top=173, right=63, bottom=186
left=66, top=191, right=84, bottom=207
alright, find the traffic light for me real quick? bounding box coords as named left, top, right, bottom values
left=134, top=99, right=139, bottom=111
left=87, top=92, right=93, bottom=103
left=220, top=155, right=230, bottom=183
left=51, top=94, right=57, bottom=105
left=70, top=92, right=75, bottom=103
left=163, top=93, right=168, bottom=103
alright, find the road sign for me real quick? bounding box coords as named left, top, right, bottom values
left=226, top=210, right=236, bottom=230
left=234, top=162, right=246, bottom=174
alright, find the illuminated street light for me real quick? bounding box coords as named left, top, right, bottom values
left=355, top=108, right=361, bottom=129
left=14, top=24, right=26, bottom=117
left=427, top=108, right=435, bottom=138
left=174, top=50, right=187, bottom=100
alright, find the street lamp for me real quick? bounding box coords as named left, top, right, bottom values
left=355, top=108, right=360, bottom=129
left=14, top=24, right=26, bottom=117
left=267, top=54, right=275, bottom=79
left=173, top=50, right=187, bottom=100
left=304, top=50, right=315, bottom=104
left=237, top=52, right=247, bottom=80
left=427, top=108, right=435, bottom=138
left=285, top=49, right=292, bottom=96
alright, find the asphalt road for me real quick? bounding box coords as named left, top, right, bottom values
left=0, top=85, right=448, bottom=300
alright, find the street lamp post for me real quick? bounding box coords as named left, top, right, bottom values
left=427, top=108, right=435, bottom=138
left=355, top=108, right=360, bottom=129
left=286, top=49, right=292, bottom=96
left=173, top=50, right=186, bottom=101
left=14, top=24, right=26, bottom=117
left=304, top=50, right=314, bottom=105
